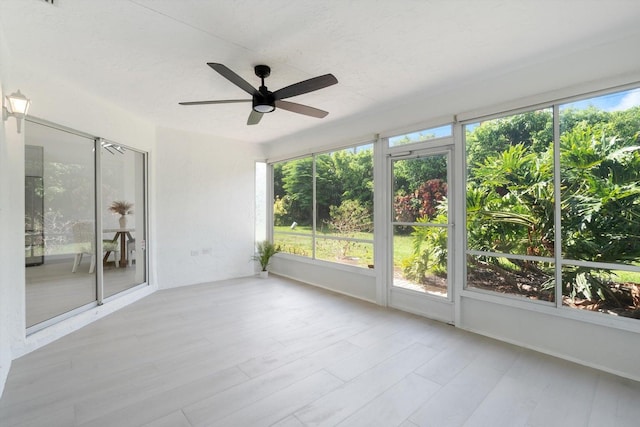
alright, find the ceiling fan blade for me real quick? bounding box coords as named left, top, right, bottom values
left=208, top=63, right=257, bottom=95
left=179, top=99, right=250, bottom=106
left=275, top=100, right=329, bottom=118
left=273, top=74, right=338, bottom=100
left=247, top=109, right=263, bottom=125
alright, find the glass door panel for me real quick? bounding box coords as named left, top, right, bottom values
left=25, top=121, right=97, bottom=328
left=25, top=145, right=44, bottom=267
left=391, top=152, right=450, bottom=298
left=101, top=143, right=146, bottom=298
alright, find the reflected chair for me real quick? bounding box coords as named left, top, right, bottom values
left=71, top=221, right=120, bottom=273
left=127, top=238, right=135, bottom=267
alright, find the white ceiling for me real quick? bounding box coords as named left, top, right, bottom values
left=2, top=0, right=640, bottom=145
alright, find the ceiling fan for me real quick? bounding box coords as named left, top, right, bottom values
left=179, top=63, right=338, bottom=125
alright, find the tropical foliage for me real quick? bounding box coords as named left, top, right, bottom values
left=274, top=146, right=374, bottom=263
left=272, top=89, right=640, bottom=317
left=394, top=179, right=447, bottom=224
left=462, top=104, right=640, bottom=316
left=274, top=148, right=373, bottom=228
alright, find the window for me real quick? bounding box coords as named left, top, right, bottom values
left=559, top=88, right=640, bottom=317
left=465, top=87, right=640, bottom=319
left=388, top=124, right=452, bottom=147
left=465, top=109, right=555, bottom=303
left=255, top=162, right=267, bottom=243
left=274, top=157, right=314, bottom=257
left=273, top=143, right=374, bottom=268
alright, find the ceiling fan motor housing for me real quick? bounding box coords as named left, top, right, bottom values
left=253, top=85, right=276, bottom=113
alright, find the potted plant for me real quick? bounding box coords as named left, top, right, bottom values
left=109, top=200, right=134, bottom=228
left=253, top=240, right=281, bottom=278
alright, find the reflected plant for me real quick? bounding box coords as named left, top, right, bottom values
left=108, top=200, right=134, bottom=216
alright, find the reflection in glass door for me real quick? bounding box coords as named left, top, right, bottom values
left=25, top=121, right=98, bottom=328
left=101, top=141, right=146, bottom=299
left=391, top=151, right=450, bottom=298
left=25, top=122, right=148, bottom=331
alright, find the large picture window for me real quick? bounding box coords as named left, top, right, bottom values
left=559, top=89, right=640, bottom=317
left=465, top=87, right=640, bottom=319
left=273, top=143, right=374, bottom=268
left=465, top=109, right=555, bottom=302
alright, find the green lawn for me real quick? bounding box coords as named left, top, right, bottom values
left=274, top=225, right=415, bottom=269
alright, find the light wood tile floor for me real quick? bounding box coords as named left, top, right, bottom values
left=26, top=257, right=144, bottom=327
left=2, top=276, right=640, bottom=426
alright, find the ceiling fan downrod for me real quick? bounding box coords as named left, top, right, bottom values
left=253, top=65, right=275, bottom=113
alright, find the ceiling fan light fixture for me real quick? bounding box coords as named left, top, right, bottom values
left=252, top=96, right=275, bottom=113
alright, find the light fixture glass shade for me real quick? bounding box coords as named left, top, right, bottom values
left=3, top=89, right=31, bottom=133
left=253, top=103, right=275, bottom=113
left=6, top=90, right=30, bottom=118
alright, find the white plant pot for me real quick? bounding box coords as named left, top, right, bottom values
left=259, top=270, right=269, bottom=279
left=119, top=215, right=127, bottom=228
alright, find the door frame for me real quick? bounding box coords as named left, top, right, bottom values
left=24, top=117, right=150, bottom=335
left=386, top=144, right=455, bottom=324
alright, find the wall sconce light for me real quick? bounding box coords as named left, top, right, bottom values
left=3, top=90, right=31, bottom=134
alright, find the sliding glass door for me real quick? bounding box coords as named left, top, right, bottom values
left=101, top=141, right=147, bottom=298
left=25, top=121, right=148, bottom=331
left=25, top=121, right=98, bottom=328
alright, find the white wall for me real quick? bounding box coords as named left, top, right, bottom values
left=0, top=97, right=8, bottom=398
left=459, top=295, right=640, bottom=381
left=271, top=255, right=377, bottom=303
left=0, top=114, right=22, bottom=398
left=155, top=126, right=263, bottom=289
left=0, top=56, right=158, bottom=394
left=0, top=24, right=23, bottom=397
left=0, top=114, right=25, bottom=385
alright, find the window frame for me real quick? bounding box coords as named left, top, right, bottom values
left=461, top=84, right=640, bottom=324
left=24, top=117, right=150, bottom=335
left=271, top=141, right=375, bottom=269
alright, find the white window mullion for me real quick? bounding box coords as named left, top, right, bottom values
left=553, top=104, right=562, bottom=308
left=373, top=134, right=388, bottom=306
left=266, top=162, right=274, bottom=243
left=312, top=154, right=317, bottom=260
left=95, top=138, right=104, bottom=305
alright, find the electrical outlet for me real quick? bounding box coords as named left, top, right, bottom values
left=202, top=248, right=212, bottom=255
left=190, top=250, right=199, bottom=256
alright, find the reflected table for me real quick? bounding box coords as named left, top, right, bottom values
left=103, top=228, right=134, bottom=268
